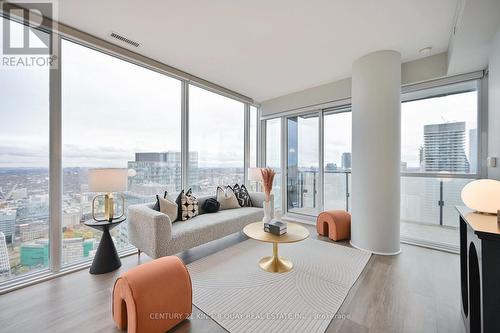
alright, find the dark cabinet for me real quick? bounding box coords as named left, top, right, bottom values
left=458, top=207, right=500, bottom=333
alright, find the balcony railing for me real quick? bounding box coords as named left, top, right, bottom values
left=287, top=170, right=476, bottom=229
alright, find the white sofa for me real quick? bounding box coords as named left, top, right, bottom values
left=128, top=192, right=272, bottom=259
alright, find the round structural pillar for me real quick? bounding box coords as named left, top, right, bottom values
left=351, top=50, right=401, bottom=255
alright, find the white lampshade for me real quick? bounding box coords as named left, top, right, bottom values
left=248, top=168, right=263, bottom=181
left=88, top=168, right=128, bottom=192
left=461, top=179, right=500, bottom=214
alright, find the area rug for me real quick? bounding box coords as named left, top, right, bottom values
left=187, top=238, right=371, bottom=333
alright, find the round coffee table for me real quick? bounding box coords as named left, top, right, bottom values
left=243, top=221, right=309, bottom=273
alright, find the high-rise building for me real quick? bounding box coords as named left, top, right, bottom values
left=128, top=152, right=199, bottom=195
left=0, top=209, right=16, bottom=244
left=62, top=238, right=84, bottom=264
left=469, top=129, right=478, bottom=174
left=20, top=237, right=90, bottom=267
left=0, top=232, right=10, bottom=278
left=18, top=221, right=49, bottom=242
left=20, top=240, right=49, bottom=267
left=341, top=152, right=352, bottom=170
left=423, top=122, right=470, bottom=173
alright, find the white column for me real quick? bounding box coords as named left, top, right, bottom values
left=351, top=50, right=401, bottom=255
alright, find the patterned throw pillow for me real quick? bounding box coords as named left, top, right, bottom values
left=175, top=189, right=199, bottom=221
left=233, top=184, right=253, bottom=207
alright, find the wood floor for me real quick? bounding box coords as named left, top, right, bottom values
left=0, top=224, right=465, bottom=333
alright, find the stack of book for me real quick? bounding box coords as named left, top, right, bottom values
left=264, top=219, right=287, bottom=236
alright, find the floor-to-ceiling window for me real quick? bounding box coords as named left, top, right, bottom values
left=188, top=85, right=245, bottom=196
left=248, top=106, right=259, bottom=191
left=0, top=18, right=50, bottom=281
left=323, top=108, right=352, bottom=211
left=0, top=14, right=255, bottom=291
left=401, top=81, right=479, bottom=250
left=287, top=113, right=320, bottom=215
left=265, top=118, right=282, bottom=211
left=62, top=39, right=182, bottom=266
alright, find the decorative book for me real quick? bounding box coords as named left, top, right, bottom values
left=264, top=220, right=287, bottom=236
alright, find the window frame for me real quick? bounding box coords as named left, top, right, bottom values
left=400, top=78, right=484, bottom=180
left=263, top=74, right=485, bottom=221
left=0, top=15, right=257, bottom=292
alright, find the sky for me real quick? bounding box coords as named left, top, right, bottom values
left=1, top=18, right=245, bottom=168
left=0, top=17, right=478, bottom=171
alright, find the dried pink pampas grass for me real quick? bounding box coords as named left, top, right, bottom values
left=260, top=167, right=276, bottom=202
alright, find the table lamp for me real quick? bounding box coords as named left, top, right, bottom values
left=461, top=179, right=500, bottom=216
left=88, top=168, right=128, bottom=222
left=248, top=167, right=263, bottom=182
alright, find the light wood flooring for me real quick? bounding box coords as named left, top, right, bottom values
left=0, top=224, right=465, bottom=333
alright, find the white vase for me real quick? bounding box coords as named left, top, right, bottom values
left=262, top=200, right=272, bottom=223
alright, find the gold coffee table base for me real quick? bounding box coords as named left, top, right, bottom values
left=259, top=243, right=293, bottom=273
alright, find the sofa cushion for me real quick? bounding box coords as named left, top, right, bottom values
left=168, top=207, right=263, bottom=254
left=176, top=189, right=199, bottom=221
left=158, top=196, right=178, bottom=222
left=202, top=197, right=220, bottom=213
left=216, top=186, right=240, bottom=210
left=233, top=184, right=253, bottom=207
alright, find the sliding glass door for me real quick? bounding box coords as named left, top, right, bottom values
left=265, top=119, right=282, bottom=211
left=400, top=81, right=479, bottom=250
left=286, top=113, right=320, bottom=216
left=323, top=109, right=351, bottom=211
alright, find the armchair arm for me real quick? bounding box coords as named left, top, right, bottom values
left=128, top=203, right=172, bottom=259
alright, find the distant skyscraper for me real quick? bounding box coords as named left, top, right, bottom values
left=0, top=210, right=16, bottom=244
left=341, top=152, right=352, bottom=170
left=423, top=122, right=470, bottom=173
left=18, top=221, right=48, bottom=242
left=325, top=163, right=337, bottom=171
left=20, top=239, right=49, bottom=267
left=128, top=152, right=198, bottom=195
left=0, top=232, right=10, bottom=278
left=62, top=238, right=84, bottom=264
left=469, top=129, right=477, bottom=174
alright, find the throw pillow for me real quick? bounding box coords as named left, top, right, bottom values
left=216, top=186, right=240, bottom=210
left=175, top=189, right=199, bottom=221
left=202, top=197, right=220, bottom=213
left=153, top=191, right=169, bottom=211
left=233, top=184, right=253, bottom=207
left=158, top=196, right=178, bottom=222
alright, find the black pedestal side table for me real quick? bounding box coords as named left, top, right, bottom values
left=84, top=218, right=126, bottom=274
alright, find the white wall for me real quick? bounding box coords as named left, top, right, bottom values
left=488, top=27, right=500, bottom=180
left=261, top=78, right=351, bottom=116
left=261, top=53, right=448, bottom=116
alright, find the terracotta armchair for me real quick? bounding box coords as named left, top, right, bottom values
left=112, top=256, right=192, bottom=333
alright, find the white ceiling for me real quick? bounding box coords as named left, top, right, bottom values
left=51, top=0, right=459, bottom=102
left=447, top=0, right=500, bottom=75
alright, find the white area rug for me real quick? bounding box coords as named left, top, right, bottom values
left=187, top=238, right=371, bottom=333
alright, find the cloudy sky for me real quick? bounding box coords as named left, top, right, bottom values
left=1, top=17, right=477, bottom=171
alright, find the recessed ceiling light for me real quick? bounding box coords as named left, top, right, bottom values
left=419, top=46, right=432, bottom=56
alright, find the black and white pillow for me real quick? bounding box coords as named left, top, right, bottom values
left=233, top=184, right=253, bottom=207
left=175, top=189, right=199, bottom=221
